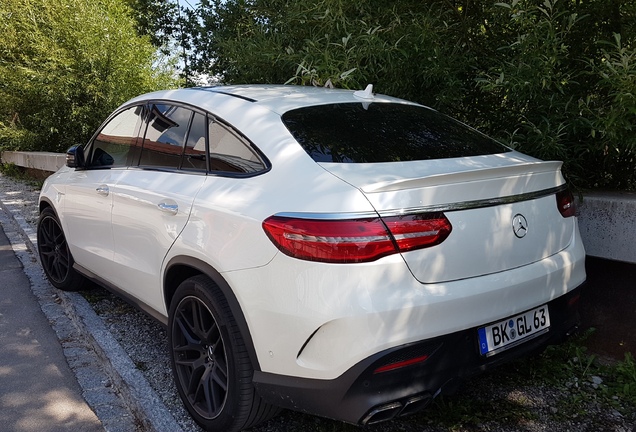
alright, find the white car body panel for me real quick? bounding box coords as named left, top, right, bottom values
left=226, top=221, right=585, bottom=379
left=59, top=167, right=117, bottom=275
left=408, top=196, right=574, bottom=282
left=318, top=156, right=572, bottom=282
left=109, top=170, right=207, bottom=315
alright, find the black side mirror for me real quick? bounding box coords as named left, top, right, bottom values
left=66, top=145, right=85, bottom=168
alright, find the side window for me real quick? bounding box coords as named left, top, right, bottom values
left=89, top=106, right=144, bottom=167
left=139, top=104, right=192, bottom=169
left=208, top=119, right=266, bottom=174
left=182, top=112, right=207, bottom=172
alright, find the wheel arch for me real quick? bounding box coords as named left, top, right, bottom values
left=164, top=256, right=261, bottom=372
left=38, top=198, right=66, bottom=238
left=38, top=197, right=55, bottom=214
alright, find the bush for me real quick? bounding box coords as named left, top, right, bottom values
left=476, top=0, right=636, bottom=190
left=0, top=0, right=176, bottom=153
left=583, top=34, right=636, bottom=190
left=189, top=0, right=636, bottom=190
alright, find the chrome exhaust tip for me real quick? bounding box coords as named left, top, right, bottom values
left=362, top=402, right=403, bottom=425
left=361, top=393, right=432, bottom=425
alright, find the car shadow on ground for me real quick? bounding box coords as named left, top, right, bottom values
left=580, top=256, right=636, bottom=361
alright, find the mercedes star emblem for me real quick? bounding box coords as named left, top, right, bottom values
left=512, top=214, right=528, bottom=238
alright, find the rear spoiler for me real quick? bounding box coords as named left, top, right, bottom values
left=361, top=161, right=564, bottom=193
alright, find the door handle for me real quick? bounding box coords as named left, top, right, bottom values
left=157, top=202, right=178, bottom=215
left=96, top=185, right=109, bottom=196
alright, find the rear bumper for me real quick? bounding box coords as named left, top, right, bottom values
left=252, top=284, right=582, bottom=425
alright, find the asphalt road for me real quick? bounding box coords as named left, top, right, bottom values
left=0, top=178, right=182, bottom=432
left=0, top=221, right=104, bottom=431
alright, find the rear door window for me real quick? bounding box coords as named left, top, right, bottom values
left=281, top=103, right=510, bottom=163
left=139, top=104, right=192, bottom=169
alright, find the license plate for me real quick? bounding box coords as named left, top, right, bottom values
left=478, top=305, right=550, bottom=357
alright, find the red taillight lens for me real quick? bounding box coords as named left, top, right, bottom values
left=382, top=213, right=452, bottom=252
left=262, top=213, right=452, bottom=263
left=262, top=216, right=395, bottom=263
left=556, top=189, right=576, bottom=218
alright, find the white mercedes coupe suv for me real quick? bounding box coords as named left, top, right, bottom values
left=37, top=85, right=586, bottom=431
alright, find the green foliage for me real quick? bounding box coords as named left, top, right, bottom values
left=505, top=330, right=636, bottom=417
left=0, top=0, right=177, bottom=153
left=125, top=0, right=180, bottom=48
left=0, top=162, right=24, bottom=178
left=185, top=0, right=636, bottom=190
left=5, top=0, right=633, bottom=189
left=0, top=162, right=44, bottom=187
left=125, top=0, right=197, bottom=86
left=193, top=1, right=469, bottom=108
left=477, top=0, right=636, bottom=189
left=420, top=331, right=636, bottom=428
left=583, top=34, right=636, bottom=190
left=607, top=353, right=636, bottom=407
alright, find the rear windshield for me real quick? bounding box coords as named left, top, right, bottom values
left=281, top=103, right=510, bottom=163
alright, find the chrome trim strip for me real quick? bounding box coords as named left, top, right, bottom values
left=378, top=185, right=567, bottom=217
left=273, top=185, right=567, bottom=220
left=273, top=211, right=380, bottom=220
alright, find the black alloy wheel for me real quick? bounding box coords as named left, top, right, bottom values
left=173, top=294, right=229, bottom=419
left=169, top=275, right=279, bottom=432
left=37, top=207, right=85, bottom=291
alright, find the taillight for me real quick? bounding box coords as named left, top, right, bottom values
left=262, top=213, right=452, bottom=263
left=556, top=189, right=576, bottom=218
left=382, top=213, right=452, bottom=252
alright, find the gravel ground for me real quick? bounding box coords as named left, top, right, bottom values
left=1, top=171, right=634, bottom=432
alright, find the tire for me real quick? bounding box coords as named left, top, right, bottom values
left=37, top=207, right=86, bottom=291
left=168, top=275, right=280, bottom=432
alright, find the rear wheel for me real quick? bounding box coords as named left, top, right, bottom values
left=168, top=275, right=279, bottom=432
left=37, top=207, right=86, bottom=291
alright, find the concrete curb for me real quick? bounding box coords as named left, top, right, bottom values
left=1, top=150, right=66, bottom=172
left=0, top=189, right=183, bottom=432
left=576, top=191, right=636, bottom=264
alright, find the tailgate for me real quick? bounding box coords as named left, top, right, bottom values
left=320, top=156, right=575, bottom=283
